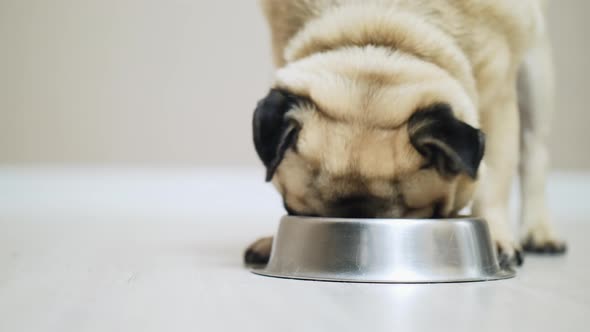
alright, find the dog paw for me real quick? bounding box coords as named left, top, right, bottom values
left=244, top=237, right=273, bottom=266
left=496, top=240, right=524, bottom=269
left=522, top=235, right=566, bottom=254
left=521, top=224, right=567, bottom=254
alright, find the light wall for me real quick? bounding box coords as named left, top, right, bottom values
left=1, top=0, right=588, bottom=169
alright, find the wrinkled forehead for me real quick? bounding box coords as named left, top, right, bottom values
left=292, top=108, right=423, bottom=178
left=275, top=47, right=478, bottom=128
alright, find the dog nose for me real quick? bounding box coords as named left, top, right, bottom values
left=330, top=195, right=378, bottom=218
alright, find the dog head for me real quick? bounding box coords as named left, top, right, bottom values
left=253, top=47, right=484, bottom=218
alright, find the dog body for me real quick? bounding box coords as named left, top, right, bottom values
left=246, top=0, right=565, bottom=266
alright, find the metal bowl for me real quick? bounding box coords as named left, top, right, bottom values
left=251, top=216, right=515, bottom=283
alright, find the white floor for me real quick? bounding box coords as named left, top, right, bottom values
left=0, top=168, right=588, bottom=332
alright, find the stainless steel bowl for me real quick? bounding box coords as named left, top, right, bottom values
left=252, top=216, right=515, bottom=283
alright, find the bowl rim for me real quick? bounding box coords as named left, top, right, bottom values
left=279, top=215, right=487, bottom=225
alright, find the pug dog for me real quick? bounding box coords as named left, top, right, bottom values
left=245, top=0, right=566, bottom=268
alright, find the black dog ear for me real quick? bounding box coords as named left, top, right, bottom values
left=408, top=104, right=485, bottom=179
left=253, top=89, right=305, bottom=182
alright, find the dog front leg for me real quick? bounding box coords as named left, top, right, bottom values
left=474, top=90, right=523, bottom=268
left=517, top=33, right=566, bottom=254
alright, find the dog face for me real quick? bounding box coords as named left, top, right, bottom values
left=253, top=48, right=484, bottom=219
